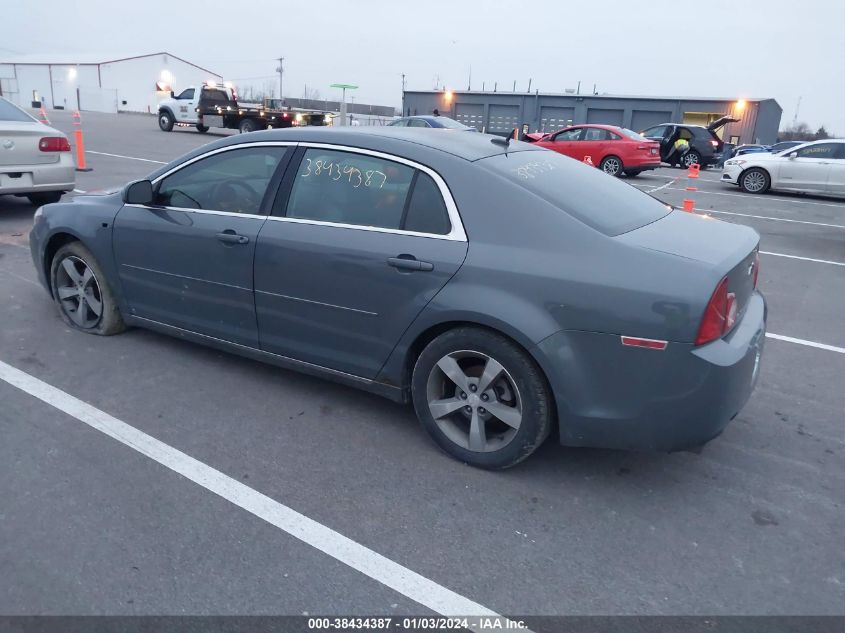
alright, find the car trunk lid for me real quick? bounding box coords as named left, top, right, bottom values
left=616, top=210, right=760, bottom=326
left=0, top=122, right=62, bottom=166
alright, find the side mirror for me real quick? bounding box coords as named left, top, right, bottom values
left=170, top=91, right=175, bottom=99
left=124, top=179, right=154, bottom=205
left=788, top=152, right=798, bottom=159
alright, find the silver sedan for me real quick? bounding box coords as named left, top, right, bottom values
left=0, top=97, right=75, bottom=206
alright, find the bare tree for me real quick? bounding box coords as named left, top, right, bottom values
left=778, top=121, right=835, bottom=141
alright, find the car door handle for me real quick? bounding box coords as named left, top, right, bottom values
left=387, top=256, right=434, bottom=272
left=216, top=231, right=249, bottom=245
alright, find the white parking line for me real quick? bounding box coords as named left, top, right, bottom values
left=702, top=209, right=845, bottom=229
left=766, top=334, right=845, bottom=354
left=0, top=360, right=511, bottom=629
left=72, top=188, right=86, bottom=193
left=760, top=251, right=845, bottom=267
left=87, top=150, right=167, bottom=165
left=642, top=184, right=845, bottom=208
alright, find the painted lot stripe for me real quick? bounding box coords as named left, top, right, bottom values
left=87, top=150, right=167, bottom=165
left=72, top=188, right=86, bottom=193
left=650, top=185, right=845, bottom=208
left=760, top=251, right=845, bottom=267
left=766, top=333, right=845, bottom=354
left=0, top=360, right=510, bottom=629
left=702, top=209, right=845, bottom=229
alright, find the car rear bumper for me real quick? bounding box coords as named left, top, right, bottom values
left=624, top=157, right=661, bottom=171
left=536, top=291, right=766, bottom=452
left=0, top=155, right=75, bottom=195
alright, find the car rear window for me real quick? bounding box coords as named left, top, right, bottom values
left=619, top=128, right=648, bottom=141
left=0, top=99, right=36, bottom=122
left=479, top=149, right=671, bottom=236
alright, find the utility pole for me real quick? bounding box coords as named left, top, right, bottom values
left=401, top=73, right=406, bottom=116
left=276, top=57, right=284, bottom=101
left=792, top=96, right=802, bottom=127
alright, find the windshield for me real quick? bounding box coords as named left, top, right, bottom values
left=434, top=117, right=470, bottom=129
left=0, top=98, right=36, bottom=122
left=479, top=149, right=671, bottom=236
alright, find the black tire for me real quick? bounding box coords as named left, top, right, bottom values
left=682, top=151, right=701, bottom=168
left=599, top=155, right=624, bottom=177
left=739, top=167, right=771, bottom=194
left=411, top=327, right=553, bottom=469
left=27, top=191, right=63, bottom=205
left=158, top=110, right=174, bottom=132
left=239, top=118, right=259, bottom=134
left=196, top=124, right=209, bottom=133
left=623, top=170, right=641, bottom=178
left=50, top=242, right=126, bottom=336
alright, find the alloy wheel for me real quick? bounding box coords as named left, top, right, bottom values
left=602, top=158, right=621, bottom=175
left=743, top=171, right=767, bottom=193
left=55, top=256, right=103, bottom=329
left=425, top=350, right=523, bottom=452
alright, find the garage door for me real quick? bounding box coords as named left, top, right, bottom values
left=631, top=110, right=672, bottom=133
left=539, top=107, right=575, bottom=133
left=487, top=105, right=519, bottom=135
left=586, top=109, right=624, bottom=126
left=454, top=103, right=484, bottom=130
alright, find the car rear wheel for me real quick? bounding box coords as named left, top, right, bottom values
left=196, top=124, right=209, bottom=133
left=27, top=192, right=63, bottom=205
left=50, top=242, right=126, bottom=336
left=739, top=168, right=770, bottom=194
left=239, top=119, right=259, bottom=134
left=682, top=151, right=701, bottom=167
left=600, top=155, right=623, bottom=177
left=411, top=327, right=553, bottom=469
left=158, top=111, right=174, bottom=132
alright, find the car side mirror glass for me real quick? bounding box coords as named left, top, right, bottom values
left=124, top=179, right=154, bottom=205
left=788, top=152, right=798, bottom=159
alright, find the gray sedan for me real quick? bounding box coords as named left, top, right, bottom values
left=1, top=97, right=75, bottom=205
left=29, top=128, right=766, bottom=469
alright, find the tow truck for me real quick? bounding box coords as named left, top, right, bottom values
left=157, top=81, right=332, bottom=134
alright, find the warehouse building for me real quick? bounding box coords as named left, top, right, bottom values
left=403, top=90, right=782, bottom=145
left=0, top=52, right=222, bottom=114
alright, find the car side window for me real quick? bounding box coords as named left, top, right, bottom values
left=678, top=128, right=694, bottom=141
left=584, top=128, right=609, bottom=141
left=835, top=145, right=845, bottom=160
left=402, top=172, right=451, bottom=235
left=408, top=119, right=429, bottom=128
left=796, top=143, right=838, bottom=159
left=155, top=146, right=287, bottom=214
left=390, top=119, right=408, bottom=127
left=554, top=128, right=583, bottom=141
left=177, top=89, right=195, bottom=100
left=286, top=148, right=415, bottom=230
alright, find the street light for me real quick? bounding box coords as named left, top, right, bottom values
left=330, top=83, right=358, bottom=126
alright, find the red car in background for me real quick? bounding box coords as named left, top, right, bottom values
left=525, top=124, right=661, bottom=177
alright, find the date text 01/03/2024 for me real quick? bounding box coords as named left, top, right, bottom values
left=306, top=616, right=529, bottom=630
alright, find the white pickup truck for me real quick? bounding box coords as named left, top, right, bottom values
left=157, top=82, right=330, bottom=134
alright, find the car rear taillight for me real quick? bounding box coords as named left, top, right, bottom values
left=710, top=140, right=719, bottom=147
left=695, top=277, right=738, bottom=346
left=39, top=137, right=71, bottom=152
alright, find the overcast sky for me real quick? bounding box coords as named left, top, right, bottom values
left=4, top=0, right=843, bottom=133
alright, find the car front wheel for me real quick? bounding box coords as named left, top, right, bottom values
left=158, top=111, right=174, bottom=132
left=50, top=242, right=126, bottom=336
left=27, top=192, right=63, bottom=205
left=411, top=327, right=553, bottom=469
left=739, top=168, right=771, bottom=194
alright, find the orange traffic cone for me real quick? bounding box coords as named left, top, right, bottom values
left=72, top=110, right=92, bottom=172
left=38, top=106, right=50, bottom=125
left=682, top=199, right=695, bottom=212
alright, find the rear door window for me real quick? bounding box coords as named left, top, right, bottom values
left=479, top=150, right=670, bottom=236
left=796, top=143, right=838, bottom=159
left=0, top=98, right=35, bottom=122
left=402, top=173, right=451, bottom=235
left=286, top=148, right=415, bottom=229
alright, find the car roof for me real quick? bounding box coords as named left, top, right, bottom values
left=148, top=127, right=540, bottom=178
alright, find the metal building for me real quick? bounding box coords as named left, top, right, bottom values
left=0, top=52, right=222, bottom=114
left=403, top=90, right=782, bottom=144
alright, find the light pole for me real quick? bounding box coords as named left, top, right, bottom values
left=276, top=57, right=284, bottom=101
left=330, top=83, right=358, bottom=126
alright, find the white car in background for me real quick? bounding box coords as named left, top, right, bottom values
left=0, top=97, right=75, bottom=206
left=722, top=139, right=845, bottom=197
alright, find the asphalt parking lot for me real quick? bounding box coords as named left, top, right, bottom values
left=2, top=110, right=844, bottom=622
